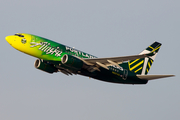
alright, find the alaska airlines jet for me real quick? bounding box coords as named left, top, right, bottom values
left=5, top=33, right=174, bottom=84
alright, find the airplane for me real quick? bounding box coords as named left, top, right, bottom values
left=5, top=33, right=174, bottom=84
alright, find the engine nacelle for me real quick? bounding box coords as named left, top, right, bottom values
left=61, top=54, right=84, bottom=70
left=34, top=59, right=58, bottom=74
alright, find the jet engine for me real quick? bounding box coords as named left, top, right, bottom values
left=34, top=59, right=58, bottom=73
left=61, top=54, right=84, bottom=70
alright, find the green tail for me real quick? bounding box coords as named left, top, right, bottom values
left=124, top=42, right=162, bottom=75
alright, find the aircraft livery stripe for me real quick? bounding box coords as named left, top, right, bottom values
left=146, top=68, right=149, bottom=73
left=154, top=46, right=161, bottom=51
left=151, top=45, right=161, bottom=53
left=141, top=57, right=149, bottom=75
left=129, top=59, right=140, bottom=65
left=149, top=46, right=154, bottom=50
left=130, top=60, right=144, bottom=71
left=135, top=67, right=142, bottom=73
left=148, top=62, right=151, bottom=68
left=150, top=59, right=153, bottom=64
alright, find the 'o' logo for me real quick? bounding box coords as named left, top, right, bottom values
left=21, top=39, right=26, bottom=44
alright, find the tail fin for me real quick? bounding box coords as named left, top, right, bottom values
left=128, top=42, right=162, bottom=75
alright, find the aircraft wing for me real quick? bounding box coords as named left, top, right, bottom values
left=83, top=41, right=160, bottom=66
left=83, top=53, right=151, bottom=65
left=79, top=53, right=154, bottom=71
left=137, top=75, right=175, bottom=80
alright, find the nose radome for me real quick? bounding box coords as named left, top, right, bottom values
left=5, top=36, right=9, bottom=41
left=5, top=36, right=13, bottom=45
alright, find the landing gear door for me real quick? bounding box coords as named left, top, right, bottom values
left=123, top=69, right=128, bottom=80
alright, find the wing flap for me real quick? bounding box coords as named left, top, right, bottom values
left=137, top=75, right=175, bottom=80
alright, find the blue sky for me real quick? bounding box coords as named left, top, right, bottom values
left=0, top=0, right=179, bottom=120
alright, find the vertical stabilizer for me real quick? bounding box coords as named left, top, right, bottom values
left=128, top=42, right=162, bottom=75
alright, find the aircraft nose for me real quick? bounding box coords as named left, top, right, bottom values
left=5, top=36, right=9, bottom=41
left=5, top=36, right=13, bottom=45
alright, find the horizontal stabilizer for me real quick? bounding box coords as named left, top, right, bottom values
left=137, top=75, right=174, bottom=80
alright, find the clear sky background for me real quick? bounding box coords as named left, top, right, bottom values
left=0, top=0, right=179, bottom=120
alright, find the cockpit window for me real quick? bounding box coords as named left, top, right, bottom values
left=14, top=34, right=24, bottom=37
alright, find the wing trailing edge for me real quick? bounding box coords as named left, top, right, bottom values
left=137, top=75, right=175, bottom=80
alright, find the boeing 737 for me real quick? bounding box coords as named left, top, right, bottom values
left=5, top=33, right=174, bottom=84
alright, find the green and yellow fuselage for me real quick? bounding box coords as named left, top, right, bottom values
left=6, top=33, right=95, bottom=61
left=5, top=33, right=148, bottom=84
